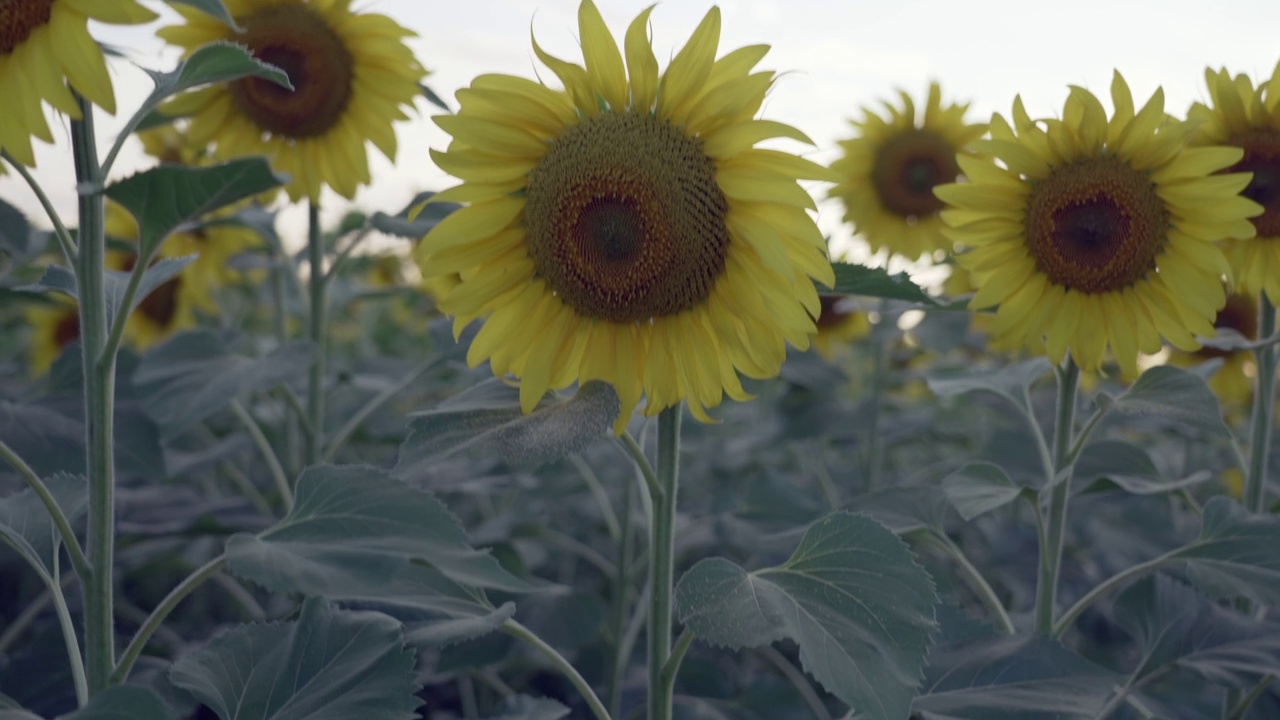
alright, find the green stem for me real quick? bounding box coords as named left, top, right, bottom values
left=1226, top=675, right=1274, bottom=720
left=620, top=431, right=662, bottom=501
left=608, top=468, right=635, bottom=717
left=1, top=150, right=77, bottom=264
left=323, top=359, right=436, bottom=462
left=1052, top=552, right=1172, bottom=638
left=647, top=405, right=682, bottom=720
left=659, top=628, right=693, bottom=691
left=759, top=645, right=832, bottom=720
left=1245, top=295, right=1277, bottom=513
left=111, top=555, right=228, bottom=684
left=863, top=306, right=890, bottom=490
left=305, top=201, right=328, bottom=466
left=271, top=246, right=302, bottom=477
left=229, top=399, right=293, bottom=511
left=71, top=93, right=116, bottom=694
left=1034, top=358, right=1079, bottom=635
left=0, top=441, right=91, bottom=579
left=572, top=454, right=622, bottom=542
left=502, top=619, right=612, bottom=720
left=929, top=531, right=1015, bottom=635
left=101, top=252, right=150, bottom=361
left=48, top=554, right=89, bottom=707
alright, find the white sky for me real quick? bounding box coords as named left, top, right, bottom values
left=3, top=0, right=1279, bottom=267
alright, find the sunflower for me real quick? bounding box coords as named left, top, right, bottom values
left=24, top=294, right=81, bottom=376
left=935, top=72, right=1261, bottom=377
left=810, top=295, right=871, bottom=361
left=0, top=0, right=155, bottom=167
left=829, top=83, right=987, bottom=261
left=1169, top=291, right=1257, bottom=407
left=416, top=1, right=835, bottom=430
left=106, top=203, right=208, bottom=350
left=1187, top=62, right=1280, bottom=302
left=157, top=0, right=426, bottom=202
left=137, top=123, right=211, bottom=167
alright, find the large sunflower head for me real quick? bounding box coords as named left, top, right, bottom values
left=416, top=1, right=836, bottom=431
left=829, top=83, right=987, bottom=261
left=157, top=0, right=427, bottom=202
left=936, top=72, right=1262, bottom=377
left=1187, top=62, right=1280, bottom=302
left=0, top=0, right=155, bottom=166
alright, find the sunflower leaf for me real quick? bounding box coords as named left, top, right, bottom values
left=140, top=40, right=289, bottom=119
left=168, top=598, right=419, bottom=720
left=927, top=357, right=1052, bottom=419
left=827, top=262, right=950, bottom=307
left=1073, top=440, right=1212, bottom=496
left=162, top=0, right=242, bottom=31
left=372, top=191, right=461, bottom=240
left=225, top=464, right=531, bottom=596
left=105, top=159, right=287, bottom=259
left=674, top=512, right=937, bottom=719
left=1167, top=496, right=1280, bottom=604
left=0, top=473, right=87, bottom=584
left=942, top=461, right=1030, bottom=520
left=394, top=379, right=619, bottom=476
left=1109, top=365, right=1230, bottom=436
left=55, top=686, right=171, bottom=720
left=132, top=330, right=314, bottom=439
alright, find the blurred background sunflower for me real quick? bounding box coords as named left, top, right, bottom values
left=157, top=0, right=427, bottom=202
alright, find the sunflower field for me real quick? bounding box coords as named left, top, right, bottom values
left=5, top=1, right=1280, bottom=719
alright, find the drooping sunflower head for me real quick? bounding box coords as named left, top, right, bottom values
left=417, top=0, right=836, bottom=431
left=829, top=83, right=987, bottom=261
left=1187, top=61, right=1280, bottom=301
left=0, top=0, right=155, bottom=167
left=157, top=0, right=427, bottom=202
left=936, top=71, right=1262, bottom=377
left=810, top=295, right=871, bottom=362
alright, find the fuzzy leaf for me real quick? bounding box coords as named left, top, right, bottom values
left=1107, top=365, right=1229, bottom=437
left=133, top=330, right=313, bottom=439
left=56, top=686, right=171, bottom=720
left=226, top=464, right=530, bottom=596
left=395, top=379, right=619, bottom=476
left=169, top=598, right=418, bottom=720
left=675, top=512, right=937, bottom=719
left=828, top=262, right=945, bottom=306
left=1168, top=497, right=1280, bottom=604
left=927, top=357, right=1052, bottom=418
left=942, top=462, right=1028, bottom=521
left=1074, top=440, right=1211, bottom=495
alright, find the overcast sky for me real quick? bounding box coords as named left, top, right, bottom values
left=3, top=0, right=1279, bottom=265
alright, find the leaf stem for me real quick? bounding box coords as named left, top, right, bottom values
left=608, top=468, right=636, bottom=717
left=1034, top=358, right=1079, bottom=634
left=305, top=201, right=328, bottom=466
left=572, top=454, right=622, bottom=542
left=1, top=150, right=78, bottom=263
left=1052, top=553, right=1171, bottom=638
left=502, top=619, right=613, bottom=720
left=620, top=431, right=662, bottom=502
left=1245, top=294, right=1277, bottom=513
left=48, top=554, right=89, bottom=707
left=659, top=628, right=693, bottom=692
left=229, top=398, right=293, bottom=511
left=323, top=359, right=436, bottom=462
left=0, top=441, right=91, bottom=579
left=111, top=554, right=228, bottom=684
left=929, top=531, right=1015, bottom=635
left=759, top=645, right=832, bottom=720
left=646, top=405, right=682, bottom=720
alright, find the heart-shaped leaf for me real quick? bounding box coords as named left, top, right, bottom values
left=942, top=462, right=1028, bottom=521
left=1073, top=440, right=1211, bottom=495
left=1168, top=497, right=1280, bottom=604
left=675, top=512, right=937, bottom=719
left=1106, top=365, right=1229, bottom=437
left=927, top=357, right=1053, bottom=419
left=169, top=598, right=418, bottom=720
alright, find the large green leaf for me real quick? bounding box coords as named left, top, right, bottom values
left=169, top=598, right=418, bottom=720
left=226, top=464, right=530, bottom=596
left=827, top=262, right=946, bottom=307
left=57, top=686, right=171, bottom=720
left=394, top=378, right=619, bottom=476
left=674, top=512, right=937, bottom=719
left=927, top=357, right=1052, bottom=418
left=1113, top=575, right=1280, bottom=690
left=1073, top=440, right=1211, bottom=495
left=105, top=158, right=286, bottom=258
left=0, top=473, right=87, bottom=583
left=941, top=462, right=1029, bottom=521
left=1168, top=497, right=1280, bottom=604
left=1105, top=365, right=1230, bottom=437
left=912, top=635, right=1119, bottom=719
left=133, top=330, right=313, bottom=439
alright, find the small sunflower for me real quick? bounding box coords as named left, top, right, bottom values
left=1169, top=291, right=1257, bottom=407
left=137, top=123, right=211, bottom=167
left=1187, top=62, right=1280, bottom=302
left=829, top=83, right=987, bottom=261
left=417, top=1, right=836, bottom=430
left=936, top=72, right=1261, bottom=376
left=24, top=294, right=81, bottom=376
left=0, top=0, right=155, bottom=167
left=158, top=0, right=426, bottom=202
left=810, top=295, right=871, bottom=361
left=106, top=203, right=207, bottom=350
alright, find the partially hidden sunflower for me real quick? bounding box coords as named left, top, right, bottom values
left=157, top=0, right=426, bottom=202
left=416, top=1, right=836, bottom=430
left=24, top=294, right=81, bottom=376
left=935, top=72, right=1261, bottom=377
left=1169, top=291, right=1257, bottom=407
left=0, top=0, right=155, bottom=167
left=811, top=295, right=871, bottom=362
left=829, top=83, right=987, bottom=261
left=1187, top=62, right=1280, bottom=302
left=106, top=202, right=207, bottom=350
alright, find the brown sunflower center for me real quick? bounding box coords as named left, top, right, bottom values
left=524, top=112, right=730, bottom=323
left=1024, top=155, right=1167, bottom=294
left=0, top=0, right=52, bottom=54
left=1228, top=129, right=1280, bottom=237
left=54, top=310, right=81, bottom=349
left=871, top=129, right=960, bottom=218
left=816, top=294, right=852, bottom=330
left=1198, top=293, right=1258, bottom=359
left=229, top=4, right=354, bottom=139
left=138, top=278, right=181, bottom=327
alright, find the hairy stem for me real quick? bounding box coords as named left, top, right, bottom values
left=112, top=555, right=228, bottom=684
left=229, top=399, right=293, bottom=511
left=647, top=406, right=682, bottom=720
left=305, top=201, right=328, bottom=466
left=1245, top=295, right=1277, bottom=513
left=502, top=619, right=612, bottom=720
left=1034, top=359, right=1079, bottom=634
left=0, top=441, right=90, bottom=579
